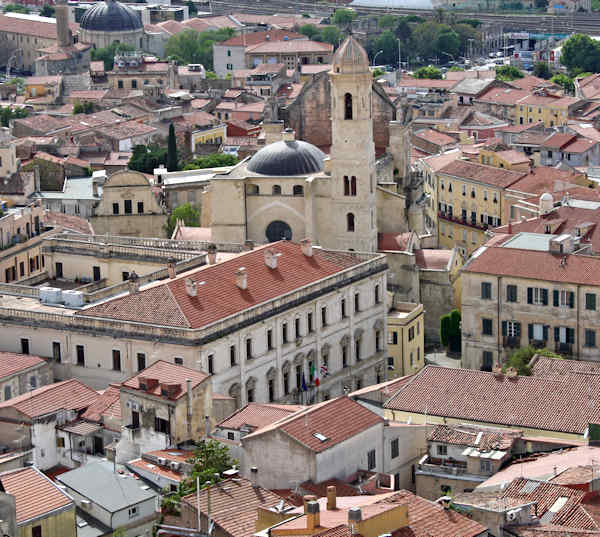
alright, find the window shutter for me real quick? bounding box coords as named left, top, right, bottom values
left=543, top=325, right=549, bottom=341
left=527, top=287, right=533, bottom=304
left=554, top=327, right=560, bottom=341
left=502, top=321, right=507, bottom=336
left=528, top=324, right=533, bottom=340
left=542, top=289, right=548, bottom=306
left=553, top=290, right=559, bottom=307
left=515, top=322, right=521, bottom=337
left=569, top=292, right=575, bottom=309
left=567, top=328, right=575, bottom=344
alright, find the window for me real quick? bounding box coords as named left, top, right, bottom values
left=137, top=353, right=146, bottom=371
left=227, top=432, right=235, bottom=441
left=283, top=371, right=289, bottom=395
left=482, top=318, right=493, bottom=336
left=21, top=338, right=29, bottom=354
left=137, top=201, right=144, bottom=213
left=354, top=293, right=360, bottom=313
left=555, top=290, right=575, bottom=308
left=350, top=176, right=357, bottom=196
left=118, top=80, right=123, bottom=89
left=344, top=92, right=353, bottom=120
left=206, top=354, right=214, bottom=374
left=295, top=318, right=301, bottom=339
left=375, top=330, right=382, bottom=352
left=226, top=63, right=233, bottom=70
left=155, top=417, right=170, bottom=435
left=32, top=526, right=42, bottom=537
left=341, top=298, right=347, bottom=318
left=307, top=312, right=314, bottom=333
left=528, top=287, right=549, bottom=305
left=437, top=444, right=448, bottom=456
left=227, top=49, right=232, bottom=56
left=112, top=202, right=119, bottom=215
left=268, top=379, right=275, bottom=402
left=52, top=341, right=61, bottom=362
left=586, top=329, right=596, bottom=348
left=246, top=338, right=252, bottom=359
left=4, top=385, right=11, bottom=400
left=502, top=321, right=521, bottom=338
left=471, top=188, right=476, bottom=199
left=131, top=80, right=137, bottom=89
left=355, top=338, right=361, bottom=361
left=481, top=282, right=492, bottom=300
left=272, top=185, right=281, bottom=195
left=321, top=306, right=327, bottom=327
left=480, top=459, right=493, bottom=473
left=128, top=506, right=139, bottom=518
left=124, top=200, right=132, bottom=214
left=462, top=184, right=466, bottom=196
left=282, top=322, right=288, bottom=343
left=93, top=266, right=101, bottom=282
left=293, top=185, right=304, bottom=196
left=448, top=182, right=453, bottom=193
left=367, top=449, right=376, bottom=470
left=267, top=329, right=273, bottom=350
left=230, top=345, right=236, bottom=366
left=112, top=350, right=121, bottom=371
left=296, top=365, right=302, bottom=390
left=174, top=357, right=183, bottom=365
left=388, top=331, right=398, bottom=345
left=391, top=438, right=399, bottom=459
left=506, top=285, right=518, bottom=303
left=76, top=345, right=85, bottom=366
left=342, top=344, right=348, bottom=368
left=375, top=284, right=381, bottom=304
left=586, top=293, right=597, bottom=311
left=408, top=326, right=415, bottom=341
left=346, top=213, right=355, bottom=232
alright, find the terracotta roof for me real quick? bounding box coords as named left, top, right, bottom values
left=218, top=402, right=304, bottom=431
left=510, top=526, right=600, bottom=537
left=220, top=29, right=305, bottom=47
left=13, top=114, right=70, bottom=134
left=128, top=458, right=183, bottom=483
left=145, top=449, right=191, bottom=463
left=0, top=379, right=98, bottom=419
left=69, top=90, right=109, bottom=101
left=42, top=211, right=94, bottom=234
left=191, top=98, right=211, bottom=109
left=24, top=76, right=61, bottom=86
left=0, top=13, right=79, bottom=39
left=244, top=396, right=383, bottom=453
left=81, top=384, right=121, bottom=425
left=563, top=138, right=598, bottom=154
left=494, top=149, right=530, bottom=164
left=531, top=356, right=600, bottom=377
left=122, top=360, right=208, bottom=400
left=349, top=376, right=413, bottom=399
left=80, top=242, right=370, bottom=329
left=414, top=249, right=452, bottom=270
left=384, top=365, right=600, bottom=435
left=427, top=423, right=521, bottom=451
left=172, top=226, right=212, bottom=241
left=463, top=245, right=600, bottom=286
left=551, top=466, right=600, bottom=486
left=245, top=40, right=332, bottom=54
left=182, top=477, right=288, bottom=537
left=439, top=159, right=525, bottom=188
left=505, top=167, right=581, bottom=196
left=94, top=120, right=157, bottom=140
left=90, top=60, right=105, bottom=72
left=0, top=352, right=46, bottom=380
left=476, top=87, right=530, bottom=105
left=396, top=78, right=456, bottom=90
left=300, top=479, right=361, bottom=498
left=508, top=75, right=553, bottom=91
left=544, top=133, right=577, bottom=149
left=378, top=232, right=413, bottom=252
left=414, top=128, right=456, bottom=147
left=0, top=467, right=73, bottom=524
left=420, top=149, right=462, bottom=172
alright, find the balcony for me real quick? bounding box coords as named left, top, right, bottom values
left=530, top=339, right=547, bottom=349
left=503, top=336, right=521, bottom=348
left=438, top=212, right=488, bottom=231
left=555, top=342, right=573, bottom=356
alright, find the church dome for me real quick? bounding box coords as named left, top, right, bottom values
left=247, top=139, right=325, bottom=176
left=332, top=35, right=369, bottom=75
left=80, top=0, right=142, bottom=32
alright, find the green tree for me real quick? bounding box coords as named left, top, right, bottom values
left=453, top=23, right=479, bottom=56
left=205, top=71, right=217, bottom=79
left=552, top=73, right=574, bottom=94
left=91, top=42, right=135, bottom=71
left=504, top=346, right=562, bottom=376
left=183, top=153, right=238, bottom=170
left=3, top=4, right=30, bottom=13
left=378, top=14, right=397, bottom=29
left=413, top=65, right=443, bottom=79
left=40, top=5, right=55, bottom=17
left=372, top=67, right=385, bottom=78
left=394, top=18, right=412, bottom=43
left=433, top=7, right=446, bottom=22
left=449, top=65, right=464, bottom=71
left=165, top=28, right=234, bottom=70
left=533, top=61, right=552, bottom=79
left=332, top=8, right=356, bottom=27
left=440, top=309, right=461, bottom=352
left=318, top=26, right=344, bottom=47
left=165, top=203, right=201, bottom=236
left=373, top=30, right=399, bottom=66
left=0, top=106, right=28, bottom=127
left=436, top=28, right=460, bottom=61
left=496, top=65, right=524, bottom=81
left=128, top=144, right=168, bottom=174
left=167, top=123, right=178, bottom=172
left=73, top=100, right=95, bottom=115
left=299, top=24, right=319, bottom=39
left=186, top=0, right=197, bottom=15
left=560, top=34, right=600, bottom=75
left=411, top=21, right=442, bottom=62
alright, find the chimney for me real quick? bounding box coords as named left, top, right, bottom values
left=264, top=248, right=281, bottom=269
left=186, top=378, right=193, bottom=422
left=92, top=181, right=98, bottom=197
left=185, top=278, right=198, bottom=297
left=207, top=243, right=217, bottom=264
left=282, top=128, right=295, bottom=142
left=306, top=501, right=320, bottom=530
left=507, top=220, right=512, bottom=234
left=348, top=507, right=362, bottom=534
left=236, top=267, right=248, bottom=290
left=167, top=257, right=177, bottom=279
left=300, top=238, right=313, bottom=257
left=326, top=486, right=337, bottom=510
left=303, top=495, right=318, bottom=513
left=244, top=240, right=254, bottom=251
left=127, top=271, right=139, bottom=294
left=250, top=466, right=258, bottom=488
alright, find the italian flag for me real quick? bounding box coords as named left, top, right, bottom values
left=311, top=362, right=320, bottom=386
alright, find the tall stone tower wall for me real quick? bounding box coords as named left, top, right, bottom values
left=55, top=0, right=72, bottom=48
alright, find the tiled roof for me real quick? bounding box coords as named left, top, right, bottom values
left=81, top=384, right=121, bottom=425
left=94, top=120, right=157, bottom=140
left=508, top=75, right=554, bottom=91
left=217, top=402, right=304, bottom=431
left=397, top=77, right=456, bottom=89
left=245, top=40, right=332, bottom=54
left=544, top=133, right=577, bottom=149
left=80, top=242, right=369, bottom=329
left=220, top=29, right=305, bottom=47
left=244, top=396, right=383, bottom=453
left=551, top=465, right=600, bottom=486
left=0, top=467, right=73, bottom=524
left=0, top=13, right=79, bottom=39
left=24, top=75, right=61, bottom=86
left=505, top=167, right=581, bottom=196
left=378, top=232, right=413, bottom=252
left=564, top=138, right=598, bottom=154
left=182, top=477, right=289, bottom=537
left=414, top=249, right=452, bottom=270
left=0, top=352, right=46, bottom=380
left=494, top=149, right=530, bottom=164
left=0, top=379, right=98, bottom=419
left=509, top=526, right=600, bottom=537
left=128, top=458, right=183, bottom=483
left=300, top=479, right=361, bottom=498
left=463, top=245, right=600, bottom=286
left=414, top=128, right=456, bottom=147
left=172, top=226, right=212, bottom=241
left=420, top=149, right=462, bottom=172
left=531, top=357, right=600, bottom=377
left=384, top=365, right=600, bottom=435
left=427, top=424, right=521, bottom=451
left=90, top=60, right=105, bottom=72
left=42, top=211, right=94, bottom=234
left=476, top=87, right=530, bottom=105
left=438, top=159, right=525, bottom=188
left=13, top=114, right=70, bottom=134
left=122, top=360, right=208, bottom=400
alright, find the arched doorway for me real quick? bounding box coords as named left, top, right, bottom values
left=266, top=220, right=292, bottom=242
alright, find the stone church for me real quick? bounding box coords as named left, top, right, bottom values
left=208, top=36, right=408, bottom=253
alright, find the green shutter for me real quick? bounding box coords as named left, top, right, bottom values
left=569, top=292, right=575, bottom=309
left=528, top=324, right=533, bottom=340
left=515, top=322, right=521, bottom=337
left=554, top=327, right=560, bottom=341
left=502, top=321, right=507, bottom=336
left=527, top=288, right=533, bottom=304
left=567, top=327, right=575, bottom=344
left=543, top=325, right=549, bottom=341
left=542, top=289, right=548, bottom=305
left=553, top=290, right=559, bottom=307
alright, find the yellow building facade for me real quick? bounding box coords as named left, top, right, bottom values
left=387, top=302, right=425, bottom=377
left=191, top=124, right=227, bottom=152
left=516, top=95, right=579, bottom=128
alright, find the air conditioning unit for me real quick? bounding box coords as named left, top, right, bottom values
left=170, top=461, right=180, bottom=471
left=507, top=510, right=519, bottom=522
left=157, top=457, right=167, bottom=465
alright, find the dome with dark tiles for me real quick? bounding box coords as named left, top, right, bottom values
left=247, top=139, right=325, bottom=176
left=80, top=0, right=142, bottom=32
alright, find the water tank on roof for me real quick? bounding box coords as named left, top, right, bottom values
left=62, top=290, right=84, bottom=307
left=40, top=287, right=63, bottom=304
left=539, top=192, right=553, bottom=215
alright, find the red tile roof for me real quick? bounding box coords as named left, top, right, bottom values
left=505, top=167, right=581, bottom=196
left=220, top=29, right=305, bottom=47
left=378, top=232, right=413, bottom=252
left=122, top=360, right=208, bottom=400
left=81, top=384, right=121, bottom=426
left=81, top=242, right=370, bottom=329
left=414, top=128, right=456, bottom=147
left=128, top=458, right=183, bottom=483
left=439, top=159, right=525, bottom=188
left=396, top=78, right=456, bottom=90
left=0, top=352, right=46, bottom=380
left=244, top=396, right=383, bottom=453
left=218, top=402, right=304, bottom=431
left=0, top=467, right=73, bottom=524
left=476, top=87, right=530, bottom=105
left=43, top=211, right=94, bottom=234
left=544, top=133, right=578, bottom=149
left=414, top=249, right=452, bottom=270
left=427, top=424, right=521, bottom=451
left=508, top=75, right=554, bottom=91
left=0, top=13, right=79, bottom=39
left=0, top=379, right=98, bottom=419
left=510, top=526, right=600, bottom=537
left=245, top=40, right=332, bottom=54
left=531, top=356, right=600, bottom=377
left=494, top=149, right=530, bottom=164
left=563, top=138, right=598, bottom=154
left=384, top=365, right=600, bottom=435
left=300, top=479, right=361, bottom=498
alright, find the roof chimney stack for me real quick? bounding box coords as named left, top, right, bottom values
left=127, top=271, right=139, bottom=294
left=300, top=238, right=313, bottom=257
left=236, top=267, right=248, bottom=290
left=348, top=507, right=362, bottom=534
left=167, top=257, right=177, bottom=279
left=207, top=244, right=217, bottom=265
left=264, top=248, right=281, bottom=269
left=306, top=501, right=320, bottom=530
left=185, top=278, right=198, bottom=297
left=326, top=485, right=337, bottom=510
left=250, top=466, right=258, bottom=488
left=303, top=495, right=317, bottom=513
left=282, top=128, right=295, bottom=142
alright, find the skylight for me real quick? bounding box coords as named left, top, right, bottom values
left=313, top=432, right=328, bottom=442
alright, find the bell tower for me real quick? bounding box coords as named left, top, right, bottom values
left=324, top=36, right=377, bottom=253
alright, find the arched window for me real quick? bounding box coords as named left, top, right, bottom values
left=351, top=176, right=357, bottom=196
left=347, top=213, right=355, bottom=232
left=293, top=185, right=304, bottom=196
left=344, top=93, right=353, bottom=120
left=247, top=184, right=259, bottom=196
left=246, top=377, right=256, bottom=403
left=344, top=175, right=350, bottom=196
left=272, top=185, right=281, bottom=195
